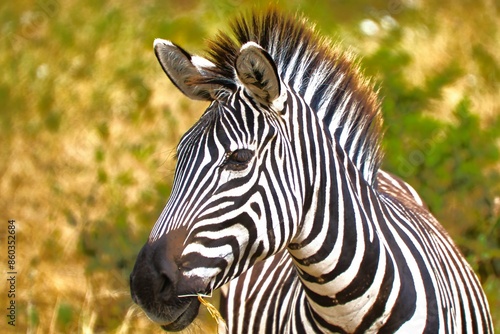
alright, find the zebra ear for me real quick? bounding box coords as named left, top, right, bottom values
left=236, top=42, right=286, bottom=111
left=154, top=39, right=217, bottom=101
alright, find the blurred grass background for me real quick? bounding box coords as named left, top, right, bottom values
left=0, top=0, right=498, bottom=332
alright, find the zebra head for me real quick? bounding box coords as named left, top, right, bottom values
left=130, top=39, right=303, bottom=331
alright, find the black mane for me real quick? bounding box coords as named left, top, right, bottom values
left=198, top=10, right=383, bottom=185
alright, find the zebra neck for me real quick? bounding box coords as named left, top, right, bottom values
left=287, top=139, right=386, bottom=332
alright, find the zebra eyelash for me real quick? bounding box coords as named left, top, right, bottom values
left=221, top=149, right=255, bottom=171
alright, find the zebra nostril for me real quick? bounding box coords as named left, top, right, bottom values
left=158, top=272, right=175, bottom=301
left=130, top=232, right=188, bottom=308
left=152, top=255, right=181, bottom=302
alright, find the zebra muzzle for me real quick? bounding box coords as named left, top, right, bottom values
left=130, top=230, right=208, bottom=331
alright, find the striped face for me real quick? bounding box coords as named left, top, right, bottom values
left=154, top=93, right=298, bottom=286
left=130, top=40, right=302, bottom=330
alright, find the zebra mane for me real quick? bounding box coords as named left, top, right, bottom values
left=199, top=10, right=383, bottom=185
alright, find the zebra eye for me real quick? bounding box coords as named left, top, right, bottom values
left=225, top=149, right=254, bottom=171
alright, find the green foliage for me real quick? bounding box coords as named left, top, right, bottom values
left=28, top=304, right=39, bottom=328
left=57, top=302, right=75, bottom=331
left=357, top=11, right=500, bottom=325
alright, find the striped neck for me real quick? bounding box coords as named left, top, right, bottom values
left=284, top=97, right=387, bottom=331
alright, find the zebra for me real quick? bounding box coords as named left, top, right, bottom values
left=130, top=10, right=493, bottom=333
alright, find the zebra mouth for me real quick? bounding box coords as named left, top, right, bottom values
left=155, top=298, right=201, bottom=332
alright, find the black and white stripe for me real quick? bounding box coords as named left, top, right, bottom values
left=130, top=10, right=493, bottom=333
